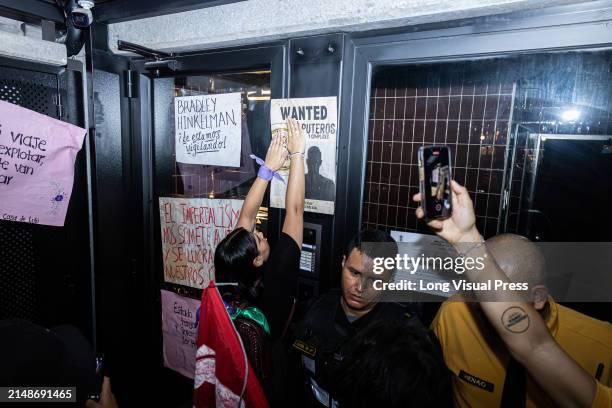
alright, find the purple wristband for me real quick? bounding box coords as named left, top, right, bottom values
left=257, top=165, right=275, bottom=181
left=249, top=154, right=286, bottom=184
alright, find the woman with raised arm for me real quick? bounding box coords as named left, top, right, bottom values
left=214, top=118, right=305, bottom=340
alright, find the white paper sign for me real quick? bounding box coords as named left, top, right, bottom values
left=174, top=92, right=242, bottom=166
left=159, top=197, right=243, bottom=289
left=270, top=97, right=337, bottom=215
left=391, top=231, right=459, bottom=298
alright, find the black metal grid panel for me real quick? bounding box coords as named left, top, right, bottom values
left=0, top=224, right=38, bottom=319
left=0, top=72, right=57, bottom=116
left=0, top=66, right=58, bottom=321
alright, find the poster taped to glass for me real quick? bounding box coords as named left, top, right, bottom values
left=270, top=96, right=337, bottom=215
left=174, top=92, right=242, bottom=167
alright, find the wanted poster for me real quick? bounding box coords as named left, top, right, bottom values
left=270, top=97, right=337, bottom=215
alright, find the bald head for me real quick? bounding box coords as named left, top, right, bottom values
left=486, top=234, right=546, bottom=287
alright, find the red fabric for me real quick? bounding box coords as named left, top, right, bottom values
left=193, top=282, right=269, bottom=408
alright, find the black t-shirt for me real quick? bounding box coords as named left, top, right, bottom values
left=261, top=232, right=300, bottom=339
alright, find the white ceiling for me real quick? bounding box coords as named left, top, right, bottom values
left=108, top=0, right=594, bottom=54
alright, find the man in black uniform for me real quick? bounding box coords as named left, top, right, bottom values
left=291, top=229, right=433, bottom=408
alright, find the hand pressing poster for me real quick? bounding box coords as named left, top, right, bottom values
left=159, top=197, right=243, bottom=289
left=270, top=97, right=337, bottom=215
left=174, top=92, right=242, bottom=167
left=161, top=289, right=200, bottom=378
left=0, top=100, right=86, bottom=226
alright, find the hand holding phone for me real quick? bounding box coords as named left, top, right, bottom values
left=418, top=146, right=453, bottom=220
left=85, top=377, right=118, bottom=408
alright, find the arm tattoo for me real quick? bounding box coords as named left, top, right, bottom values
left=501, top=306, right=530, bottom=333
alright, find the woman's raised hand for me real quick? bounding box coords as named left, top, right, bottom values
left=287, top=118, right=306, bottom=155
left=264, top=132, right=288, bottom=172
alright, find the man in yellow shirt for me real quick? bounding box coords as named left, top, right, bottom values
left=414, top=182, right=611, bottom=407
left=431, top=233, right=611, bottom=407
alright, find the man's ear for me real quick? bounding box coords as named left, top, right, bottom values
left=253, top=255, right=264, bottom=268
left=341, top=255, right=346, bottom=269
left=531, top=285, right=549, bottom=311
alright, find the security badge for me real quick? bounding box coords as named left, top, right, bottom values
left=293, top=339, right=317, bottom=358
left=293, top=339, right=318, bottom=374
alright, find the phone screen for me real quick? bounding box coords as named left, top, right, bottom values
left=419, top=146, right=452, bottom=220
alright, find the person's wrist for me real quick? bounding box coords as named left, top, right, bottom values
left=257, top=165, right=275, bottom=181
left=454, top=227, right=482, bottom=245
left=287, top=147, right=305, bottom=155
left=264, top=161, right=280, bottom=172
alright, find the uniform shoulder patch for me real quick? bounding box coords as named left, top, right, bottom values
left=458, top=370, right=495, bottom=392
left=293, top=339, right=317, bottom=358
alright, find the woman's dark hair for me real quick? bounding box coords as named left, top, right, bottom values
left=214, top=227, right=260, bottom=288
left=333, top=319, right=452, bottom=408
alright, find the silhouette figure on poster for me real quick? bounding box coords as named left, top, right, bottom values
left=305, top=146, right=335, bottom=202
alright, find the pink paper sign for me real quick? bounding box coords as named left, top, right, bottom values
left=0, top=100, right=86, bottom=226
left=161, top=289, right=200, bottom=378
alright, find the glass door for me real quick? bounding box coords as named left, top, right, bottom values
left=132, top=45, right=286, bottom=406
left=149, top=46, right=286, bottom=298
left=363, top=60, right=515, bottom=239
left=158, top=70, right=271, bottom=207
left=360, top=50, right=612, bottom=242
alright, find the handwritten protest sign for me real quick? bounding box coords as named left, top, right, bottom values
left=159, top=197, right=243, bottom=289
left=270, top=97, right=337, bottom=215
left=174, top=92, right=242, bottom=167
left=161, top=289, right=200, bottom=378
left=0, top=100, right=86, bottom=226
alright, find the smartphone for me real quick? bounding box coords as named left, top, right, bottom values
left=418, top=146, right=453, bottom=220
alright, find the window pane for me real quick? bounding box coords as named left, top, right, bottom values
left=164, top=70, right=271, bottom=231
left=364, top=51, right=612, bottom=240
